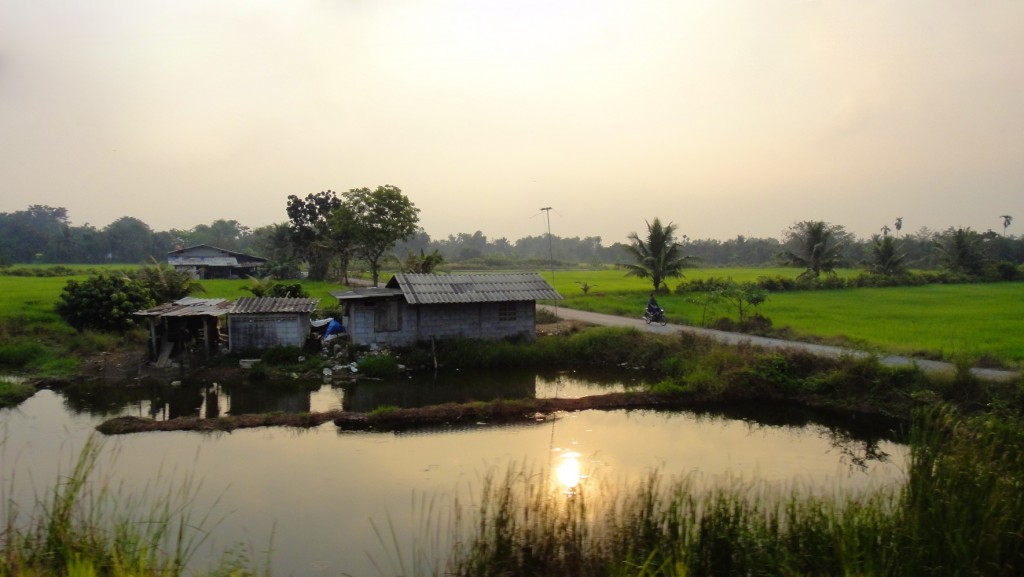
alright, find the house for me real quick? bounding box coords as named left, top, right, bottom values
left=134, top=297, right=233, bottom=366
left=167, top=244, right=266, bottom=279
left=329, top=272, right=561, bottom=347
left=227, top=297, right=320, bottom=351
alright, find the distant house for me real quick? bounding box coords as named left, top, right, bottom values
left=330, top=273, right=561, bottom=347
left=227, top=297, right=320, bottom=351
left=167, top=245, right=266, bottom=279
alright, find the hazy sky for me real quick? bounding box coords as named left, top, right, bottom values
left=2, top=0, right=1022, bottom=243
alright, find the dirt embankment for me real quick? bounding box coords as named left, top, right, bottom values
left=95, top=393, right=697, bottom=435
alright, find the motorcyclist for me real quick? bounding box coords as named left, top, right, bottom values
left=646, top=293, right=661, bottom=316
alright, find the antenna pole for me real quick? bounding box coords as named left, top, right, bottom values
left=539, top=207, right=557, bottom=316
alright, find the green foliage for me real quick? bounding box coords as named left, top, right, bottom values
left=240, top=276, right=309, bottom=298
left=620, top=218, right=697, bottom=292
left=400, top=248, right=445, bottom=273
left=369, top=405, right=400, bottom=417
left=357, top=352, right=401, bottom=378
left=718, top=281, right=767, bottom=325
left=0, top=341, right=48, bottom=368
left=934, top=226, right=989, bottom=275
left=779, top=220, right=850, bottom=279
left=131, top=258, right=205, bottom=303
left=0, top=435, right=250, bottom=576
left=446, top=408, right=1024, bottom=577
left=0, top=376, right=36, bottom=407
left=864, top=234, right=908, bottom=276
left=344, top=185, right=421, bottom=286
left=55, top=274, right=155, bottom=332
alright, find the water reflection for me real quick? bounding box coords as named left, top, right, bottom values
left=3, top=387, right=909, bottom=577
left=555, top=449, right=583, bottom=494
left=51, top=367, right=648, bottom=422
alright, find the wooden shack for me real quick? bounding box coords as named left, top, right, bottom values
left=134, top=297, right=233, bottom=366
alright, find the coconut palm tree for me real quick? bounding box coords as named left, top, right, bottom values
left=934, top=227, right=988, bottom=275
left=864, top=234, right=907, bottom=276
left=135, top=257, right=205, bottom=303
left=620, top=218, right=696, bottom=292
left=779, top=220, right=848, bottom=279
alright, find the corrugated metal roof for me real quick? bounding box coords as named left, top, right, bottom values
left=330, top=287, right=405, bottom=301
left=387, top=273, right=562, bottom=304
left=168, top=256, right=239, bottom=267
left=134, top=297, right=232, bottom=317
left=230, top=297, right=320, bottom=314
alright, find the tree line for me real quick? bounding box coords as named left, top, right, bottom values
left=2, top=202, right=1021, bottom=279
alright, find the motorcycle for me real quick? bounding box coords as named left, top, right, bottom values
left=643, top=307, right=668, bottom=326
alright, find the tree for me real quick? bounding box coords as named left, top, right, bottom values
left=721, top=281, right=768, bottom=326
left=132, top=258, right=205, bottom=303
left=343, top=185, right=420, bottom=286
left=0, top=205, right=70, bottom=263
left=934, top=227, right=988, bottom=275
left=620, top=218, right=696, bottom=292
left=400, top=248, right=445, bottom=273
left=241, top=275, right=308, bottom=298
left=103, top=216, right=157, bottom=263
left=56, top=274, right=154, bottom=332
left=779, top=221, right=849, bottom=279
left=864, top=234, right=907, bottom=276
left=1000, top=215, right=1013, bottom=237
left=894, top=217, right=903, bottom=238
left=286, top=191, right=342, bottom=281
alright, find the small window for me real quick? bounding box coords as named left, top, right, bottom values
left=498, top=303, right=517, bottom=322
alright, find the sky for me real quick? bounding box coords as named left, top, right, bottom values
left=2, top=0, right=1022, bottom=244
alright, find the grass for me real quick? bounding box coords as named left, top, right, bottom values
left=3, top=265, right=1021, bottom=382
left=0, top=376, right=36, bottom=407
left=0, top=270, right=353, bottom=380
left=438, top=405, right=1024, bottom=577
left=0, top=435, right=257, bottom=576
left=551, top=269, right=1024, bottom=367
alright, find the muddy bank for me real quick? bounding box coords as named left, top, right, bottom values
left=95, top=392, right=690, bottom=435
left=96, top=410, right=346, bottom=434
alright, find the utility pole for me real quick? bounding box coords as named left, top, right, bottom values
left=539, top=207, right=557, bottom=315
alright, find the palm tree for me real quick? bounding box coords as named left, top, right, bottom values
left=934, top=227, right=988, bottom=275
left=779, top=221, right=847, bottom=279
left=1000, top=215, right=1013, bottom=237
left=864, top=234, right=907, bottom=276
left=135, top=257, right=205, bottom=303
left=894, top=217, right=903, bottom=238
left=400, top=248, right=445, bottom=273
left=620, top=218, right=696, bottom=292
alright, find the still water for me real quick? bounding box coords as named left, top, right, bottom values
left=2, top=369, right=906, bottom=576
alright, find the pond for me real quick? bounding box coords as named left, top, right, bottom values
left=1, top=369, right=907, bottom=576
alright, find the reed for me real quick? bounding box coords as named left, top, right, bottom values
left=0, top=435, right=254, bottom=576
left=440, top=406, right=1024, bottom=576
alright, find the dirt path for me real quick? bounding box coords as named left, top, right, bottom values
left=538, top=305, right=1020, bottom=383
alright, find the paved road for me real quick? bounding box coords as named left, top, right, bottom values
left=538, top=305, right=1020, bottom=383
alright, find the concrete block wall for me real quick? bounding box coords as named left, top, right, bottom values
left=346, top=301, right=536, bottom=346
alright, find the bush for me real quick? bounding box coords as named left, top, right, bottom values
left=55, top=274, right=155, bottom=332
left=0, top=341, right=48, bottom=369
left=357, top=353, right=401, bottom=378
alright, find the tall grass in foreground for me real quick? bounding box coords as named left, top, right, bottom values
left=440, top=406, right=1024, bottom=577
left=1, top=435, right=256, bottom=577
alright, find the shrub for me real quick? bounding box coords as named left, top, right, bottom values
left=357, top=352, right=401, bottom=378
left=55, top=274, right=155, bottom=332
left=0, top=341, right=48, bottom=369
